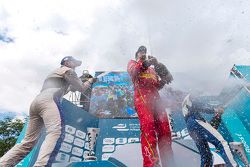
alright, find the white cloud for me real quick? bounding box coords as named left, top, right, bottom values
left=0, top=0, right=115, bottom=113
left=1, top=0, right=250, bottom=114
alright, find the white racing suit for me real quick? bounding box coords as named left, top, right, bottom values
left=0, top=66, right=91, bottom=167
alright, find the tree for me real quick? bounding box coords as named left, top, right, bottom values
left=0, top=117, right=24, bottom=157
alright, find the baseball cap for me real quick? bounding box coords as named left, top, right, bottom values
left=137, top=46, right=147, bottom=53
left=60, top=56, right=82, bottom=66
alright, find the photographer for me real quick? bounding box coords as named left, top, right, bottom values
left=79, top=70, right=95, bottom=111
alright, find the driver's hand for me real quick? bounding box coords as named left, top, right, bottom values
left=88, top=78, right=97, bottom=84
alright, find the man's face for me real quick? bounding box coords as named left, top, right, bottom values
left=64, top=60, right=80, bottom=69
left=137, top=51, right=147, bottom=61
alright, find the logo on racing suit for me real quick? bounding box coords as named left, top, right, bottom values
left=139, top=73, right=157, bottom=81
left=144, top=146, right=153, bottom=162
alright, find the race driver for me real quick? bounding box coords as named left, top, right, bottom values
left=127, top=46, right=174, bottom=167
left=0, top=56, right=96, bottom=167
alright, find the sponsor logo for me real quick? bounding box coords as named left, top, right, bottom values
left=102, top=145, right=115, bottom=152
left=116, top=138, right=127, bottom=144
left=181, top=128, right=189, bottom=136
left=65, top=125, right=76, bottom=135
left=55, top=152, right=70, bottom=162
left=112, top=124, right=130, bottom=131
left=72, top=147, right=84, bottom=157
left=74, top=138, right=85, bottom=147
left=128, top=123, right=140, bottom=131
left=70, top=156, right=82, bottom=162
left=103, top=138, right=115, bottom=145
left=76, top=130, right=86, bottom=139
left=84, top=142, right=90, bottom=150
left=102, top=153, right=112, bottom=160
left=64, top=133, right=74, bottom=143
left=60, top=142, right=72, bottom=153
left=112, top=124, right=127, bottom=129
left=116, top=129, right=130, bottom=132
left=128, top=138, right=140, bottom=143
left=129, top=124, right=140, bottom=129
left=235, top=133, right=250, bottom=153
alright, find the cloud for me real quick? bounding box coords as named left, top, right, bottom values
left=1, top=0, right=250, bottom=114
left=0, top=0, right=108, bottom=113
left=78, top=0, right=250, bottom=94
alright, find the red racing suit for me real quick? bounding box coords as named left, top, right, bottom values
left=127, top=59, right=173, bottom=167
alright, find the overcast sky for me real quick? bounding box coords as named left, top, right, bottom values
left=1, top=0, right=250, bottom=114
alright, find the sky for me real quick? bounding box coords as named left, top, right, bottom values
left=1, top=0, right=250, bottom=114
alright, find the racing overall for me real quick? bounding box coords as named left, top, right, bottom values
left=182, top=95, right=237, bottom=167
left=0, top=66, right=91, bottom=167
left=127, top=59, right=173, bottom=167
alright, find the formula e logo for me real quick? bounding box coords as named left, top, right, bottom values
left=112, top=124, right=129, bottom=131
left=103, top=138, right=115, bottom=144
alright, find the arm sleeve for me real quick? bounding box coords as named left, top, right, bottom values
left=127, top=60, right=147, bottom=78
left=64, top=70, right=92, bottom=93
left=210, top=113, right=222, bottom=129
